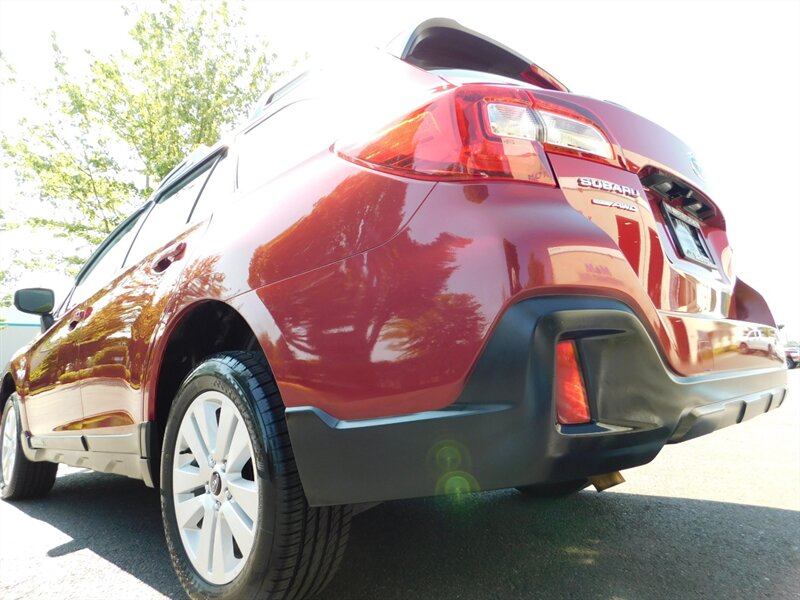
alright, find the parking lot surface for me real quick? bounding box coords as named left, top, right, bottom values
left=1, top=370, right=798, bottom=600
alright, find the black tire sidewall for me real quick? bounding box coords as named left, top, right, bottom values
left=160, top=357, right=279, bottom=600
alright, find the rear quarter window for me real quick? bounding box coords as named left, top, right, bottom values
left=189, top=154, right=234, bottom=223
left=236, top=99, right=335, bottom=193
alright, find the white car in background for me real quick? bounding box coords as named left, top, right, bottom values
left=739, top=328, right=777, bottom=355
left=785, top=346, right=799, bottom=369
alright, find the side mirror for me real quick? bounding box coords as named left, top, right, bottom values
left=14, top=288, right=55, bottom=315
left=14, top=288, right=56, bottom=331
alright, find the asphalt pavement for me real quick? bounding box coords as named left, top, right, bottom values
left=1, top=370, right=798, bottom=600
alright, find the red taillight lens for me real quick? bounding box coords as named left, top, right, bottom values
left=335, top=85, right=557, bottom=185
left=555, top=340, right=591, bottom=425
left=335, top=84, right=618, bottom=182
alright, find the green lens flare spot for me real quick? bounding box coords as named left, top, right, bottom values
left=435, top=445, right=462, bottom=471
left=435, top=471, right=480, bottom=497
left=427, top=440, right=472, bottom=473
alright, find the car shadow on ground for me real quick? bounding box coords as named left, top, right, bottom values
left=9, top=469, right=799, bottom=600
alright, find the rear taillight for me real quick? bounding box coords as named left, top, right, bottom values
left=555, top=340, right=591, bottom=425
left=336, top=85, right=556, bottom=185
left=335, top=84, right=616, bottom=183
left=532, top=96, right=616, bottom=163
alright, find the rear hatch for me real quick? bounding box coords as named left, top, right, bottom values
left=531, top=89, right=734, bottom=320
left=390, top=18, right=734, bottom=321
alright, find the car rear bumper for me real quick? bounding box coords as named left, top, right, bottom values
left=286, top=296, right=787, bottom=506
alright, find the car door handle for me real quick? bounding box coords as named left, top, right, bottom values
left=68, top=306, right=93, bottom=331
left=152, top=242, right=187, bottom=273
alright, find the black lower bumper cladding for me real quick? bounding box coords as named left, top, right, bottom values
left=286, top=296, right=787, bottom=506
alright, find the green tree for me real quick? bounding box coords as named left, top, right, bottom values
left=1, top=0, right=279, bottom=277
left=91, top=0, right=277, bottom=187
left=3, top=38, right=140, bottom=263
left=1, top=207, right=12, bottom=319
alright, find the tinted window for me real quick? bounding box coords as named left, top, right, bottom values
left=189, top=154, right=233, bottom=223
left=124, top=162, right=214, bottom=267
left=71, top=209, right=145, bottom=306
left=237, top=100, right=333, bottom=193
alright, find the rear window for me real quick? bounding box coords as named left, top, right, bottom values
left=236, top=100, right=334, bottom=193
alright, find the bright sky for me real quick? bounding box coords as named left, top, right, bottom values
left=0, top=0, right=798, bottom=338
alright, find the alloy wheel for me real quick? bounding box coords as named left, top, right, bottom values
left=1, top=403, right=18, bottom=486
left=171, top=390, right=259, bottom=585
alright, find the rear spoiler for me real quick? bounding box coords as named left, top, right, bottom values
left=385, top=18, right=569, bottom=93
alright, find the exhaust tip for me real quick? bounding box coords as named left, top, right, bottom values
left=589, top=471, right=625, bottom=492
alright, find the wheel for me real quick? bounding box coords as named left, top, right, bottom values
left=788, top=358, right=797, bottom=370
left=739, top=342, right=749, bottom=354
left=0, top=393, right=58, bottom=500
left=516, top=478, right=590, bottom=498
left=160, top=352, right=351, bottom=600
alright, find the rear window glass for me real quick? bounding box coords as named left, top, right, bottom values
left=236, top=100, right=334, bottom=193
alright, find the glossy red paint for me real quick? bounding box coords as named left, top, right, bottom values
left=214, top=160, right=779, bottom=421
left=6, top=39, right=783, bottom=445
left=21, top=304, right=85, bottom=435
left=71, top=222, right=210, bottom=431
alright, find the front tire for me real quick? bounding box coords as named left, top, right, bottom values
left=160, top=352, right=351, bottom=600
left=1, top=394, right=58, bottom=500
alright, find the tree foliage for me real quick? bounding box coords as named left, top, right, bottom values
left=1, top=0, right=280, bottom=281
left=4, top=39, right=139, bottom=253
left=92, top=0, right=277, bottom=185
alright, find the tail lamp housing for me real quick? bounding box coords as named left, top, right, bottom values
left=335, top=84, right=616, bottom=184
left=555, top=340, right=591, bottom=425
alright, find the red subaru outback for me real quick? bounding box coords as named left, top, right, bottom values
left=0, top=19, right=787, bottom=600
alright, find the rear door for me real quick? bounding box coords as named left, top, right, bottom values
left=76, top=154, right=222, bottom=443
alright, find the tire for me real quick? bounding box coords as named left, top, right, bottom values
left=788, top=359, right=797, bottom=370
left=1, top=393, right=58, bottom=500
left=160, top=352, right=351, bottom=600
left=516, top=478, right=590, bottom=498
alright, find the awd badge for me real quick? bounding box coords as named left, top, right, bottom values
left=591, top=198, right=638, bottom=212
